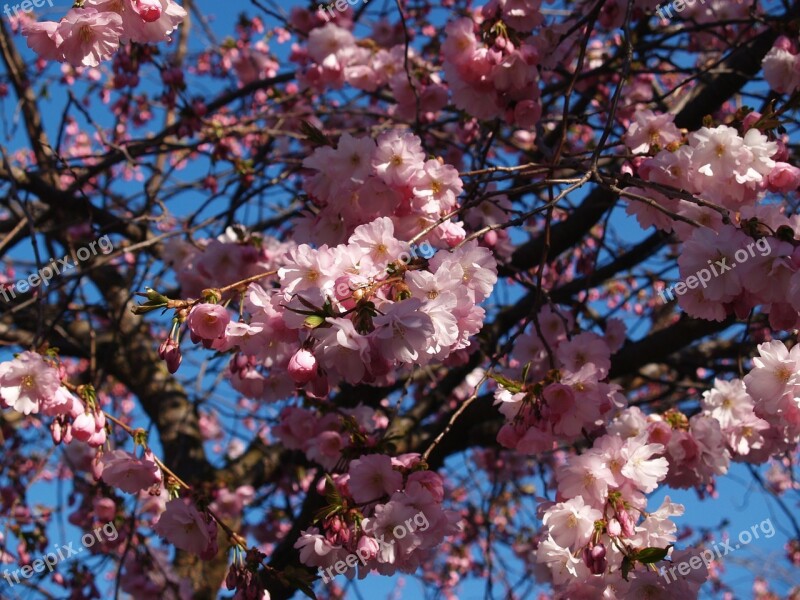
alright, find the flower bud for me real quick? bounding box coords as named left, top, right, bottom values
left=607, top=518, right=622, bottom=537
left=159, top=338, right=182, bottom=374
left=132, top=0, right=162, bottom=22
left=288, top=349, right=317, bottom=385
left=356, top=535, right=380, bottom=561
left=72, top=412, right=96, bottom=442
left=50, top=420, right=63, bottom=445
left=93, top=497, right=117, bottom=522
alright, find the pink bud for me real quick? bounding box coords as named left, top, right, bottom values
left=132, top=0, right=162, bottom=22
left=607, top=518, right=622, bottom=537
left=617, top=507, right=636, bottom=538
left=159, top=338, right=182, bottom=373
left=591, top=544, right=606, bottom=560
left=199, top=519, right=219, bottom=560
left=92, top=456, right=104, bottom=480
left=50, top=420, right=63, bottom=445
left=288, top=349, right=317, bottom=384
left=62, top=423, right=73, bottom=445
left=356, top=534, right=380, bottom=561
left=72, top=412, right=96, bottom=442
left=768, top=162, right=800, bottom=193
left=143, top=450, right=163, bottom=483
left=742, top=111, right=763, bottom=131
left=93, top=497, right=117, bottom=522
left=87, top=427, right=107, bottom=447
left=582, top=543, right=607, bottom=574
left=774, top=35, right=796, bottom=52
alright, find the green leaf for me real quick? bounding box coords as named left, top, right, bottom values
left=635, top=545, right=672, bottom=564
left=312, top=504, right=340, bottom=524
left=621, top=556, right=633, bottom=581
left=304, top=315, right=325, bottom=329
left=488, top=373, right=523, bottom=393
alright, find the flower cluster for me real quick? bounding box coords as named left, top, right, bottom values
left=442, top=14, right=542, bottom=127
left=493, top=307, right=626, bottom=453
left=532, top=340, right=800, bottom=594
left=164, top=227, right=289, bottom=300
left=274, top=404, right=388, bottom=470
left=623, top=111, right=800, bottom=323
left=0, top=351, right=107, bottom=447
left=250, top=233, right=492, bottom=395
left=740, top=340, right=800, bottom=452
left=21, top=0, right=186, bottom=68
left=535, top=433, right=698, bottom=597
left=294, top=453, right=459, bottom=577
left=298, top=131, right=465, bottom=247
left=166, top=214, right=497, bottom=397
left=291, top=21, right=447, bottom=122
left=626, top=120, right=785, bottom=220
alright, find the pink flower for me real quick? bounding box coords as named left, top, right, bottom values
left=624, top=109, right=681, bottom=154
left=762, top=44, right=800, bottom=94
left=187, top=303, right=230, bottom=344
left=348, top=217, right=405, bottom=266
left=556, top=332, right=611, bottom=376
left=348, top=454, right=403, bottom=503
left=372, top=130, right=426, bottom=187
left=556, top=452, right=613, bottom=507
left=154, top=498, right=214, bottom=556
left=743, top=340, right=800, bottom=410
left=620, top=436, right=669, bottom=493
left=306, top=22, right=354, bottom=63
left=86, top=0, right=186, bottom=44
left=429, top=240, right=498, bottom=303
left=294, top=528, right=345, bottom=568
left=373, top=299, right=435, bottom=363
left=100, top=449, right=162, bottom=493
left=541, top=496, right=602, bottom=549
left=405, top=470, right=445, bottom=503
left=56, top=8, right=123, bottom=68
left=0, top=351, right=61, bottom=416
left=513, top=99, right=542, bottom=128
left=21, top=21, right=63, bottom=61
left=305, top=431, right=344, bottom=469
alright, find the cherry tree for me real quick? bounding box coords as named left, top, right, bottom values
left=0, top=0, right=799, bottom=598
